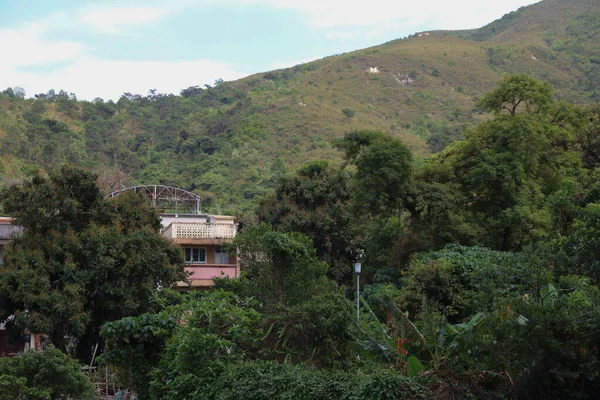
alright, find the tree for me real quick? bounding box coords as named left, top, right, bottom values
left=101, top=290, right=263, bottom=400
left=353, top=137, right=413, bottom=216
left=0, top=166, right=185, bottom=357
left=257, top=161, right=354, bottom=282
left=0, top=346, right=94, bottom=400
left=418, top=75, right=585, bottom=250
left=231, top=223, right=332, bottom=308
left=336, top=130, right=413, bottom=216
left=555, top=203, right=600, bottom=283
left=574, top=105, right=600, bottom=170
left=332, top=131, right=414, bottom=277
left=478, top=73, right=553, bottom=116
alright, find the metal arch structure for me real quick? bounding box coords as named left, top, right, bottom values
left=108, top=185, right=203, bottom=215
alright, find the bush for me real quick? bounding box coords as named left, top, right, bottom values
left=400, top=245, right=532, bottom=322
left=269, top=290, right=354, bottom=368
left=342, top=109, right=356, bottom=118
left=0, top=347, right=94, bottom=400
left=213, top=362, right=427, bottom=400
left=464, top=276, right=600, bottom=399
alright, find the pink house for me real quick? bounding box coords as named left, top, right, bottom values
left=108, top=185, right=240, bottom=288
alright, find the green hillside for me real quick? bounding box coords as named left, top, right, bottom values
left=0, top=0, right=598, bottom=213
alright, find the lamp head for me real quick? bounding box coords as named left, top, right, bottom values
left=354, top=262, right=362, bottom=274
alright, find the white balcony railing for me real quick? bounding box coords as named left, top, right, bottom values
left=162, top=222, right=236, bottom=240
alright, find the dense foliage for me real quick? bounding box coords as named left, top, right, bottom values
left=257, top=161, right=354, bottom=281
left=2, top=16, right=600, bottom=394
left=0, top=167, right=186, bottom=359
left=95, top=77, right=600, bottom=400
left=0, top=346, right=93, bottom=400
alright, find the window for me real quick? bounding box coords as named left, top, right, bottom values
left=23, top=334, right=31, bottom=351
left=184, top=247, right=206, bottom=264
left=214, top=247, right=229, bottom=264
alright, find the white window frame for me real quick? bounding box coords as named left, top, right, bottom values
left=184, top=247, right=207, bottom=264
left=214, top=247, right=229, bottom=264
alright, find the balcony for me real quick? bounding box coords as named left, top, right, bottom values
left=162, top=222, right=237, bottom=241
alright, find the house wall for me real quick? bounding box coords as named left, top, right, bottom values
left=180, top=244, right=236, bottom=265
left=177, top=243, right=239, bottom=288
left=185, top=265, right=239, bottom=280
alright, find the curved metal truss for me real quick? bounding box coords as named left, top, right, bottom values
left=108, top=185, right=203, bottom=214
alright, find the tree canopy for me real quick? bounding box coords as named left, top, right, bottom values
left=478, top=74, right=554, bottom=116
left=4, top=74, right=600, bottom=399
left=0, top=166, right=185, bottom=358
left=257, top=161, right=354, bottom=282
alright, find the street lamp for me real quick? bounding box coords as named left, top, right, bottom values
left=354, top=262, right=361, bottom=323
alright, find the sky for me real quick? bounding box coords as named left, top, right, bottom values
left=0, top=0, right=541, bottom=101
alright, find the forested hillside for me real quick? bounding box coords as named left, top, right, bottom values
left=1, top=0, right=599, bottom=213
left=2, top=0, right=600, bottom=397
left=2, top=73, right=600, bottom=399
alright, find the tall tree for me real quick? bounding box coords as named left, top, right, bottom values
left=0, top=166, right=185, bottom=357
left=478, top=73, right=553, bottom=116
left=336, top=130, right=413, bottom=217
left=257, top=161, right=354, bottom=282
left=231, top=223, right=332, bottom=308
left=416, top=75, right=585, bottom=250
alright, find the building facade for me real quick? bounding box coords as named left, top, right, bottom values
left=161, top=213, right=239, bottom=288
left=108, top=185, right=239, bottom=288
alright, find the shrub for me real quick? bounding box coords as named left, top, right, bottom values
left=213, top=361, right=427, bottom=400
left=465, top=276, right=600, bottom=399
left=0, top=347, right=94, bottom=400
left=400, top=245, right=531, bottom=321
left=342, top=108, right=356, bottom=118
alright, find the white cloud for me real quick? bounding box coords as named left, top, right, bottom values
left=324, top=30, right=364, bottom=40
left=79, top=6, right=170, bottom=34
left=0, top=58, right=247, bottom=101
left=0, top=22, right=82, bottom=68
left=0, top=9, right=247, bottom=100
left=233, top=0, right=541, bottom=36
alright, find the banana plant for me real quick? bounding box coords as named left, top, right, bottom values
left=356, top=294, right=484, bottom=376
left=392, top=296, right=485, bottom=373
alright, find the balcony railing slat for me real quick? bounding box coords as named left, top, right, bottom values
left=169, top=222, right=236, bottom=239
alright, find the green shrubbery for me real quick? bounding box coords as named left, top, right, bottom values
left=215, top=362, right=427, bottom=400
left=0, top=347, right=94, bottom=400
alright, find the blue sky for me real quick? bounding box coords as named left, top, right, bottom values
left=0, top=0, right=540, bottom=100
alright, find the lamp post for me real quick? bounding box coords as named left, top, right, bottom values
left=354, top=262, right=361, bottom=323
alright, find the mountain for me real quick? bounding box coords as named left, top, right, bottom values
left=0, top=0, right=598, bottom=214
